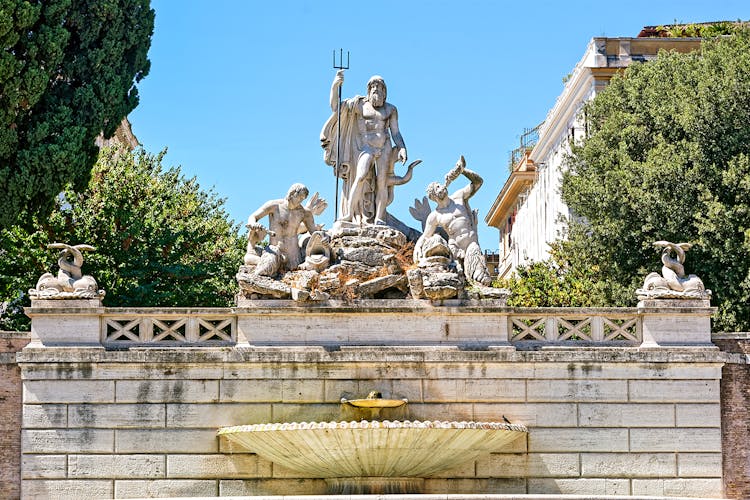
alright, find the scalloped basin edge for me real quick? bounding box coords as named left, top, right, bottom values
left=218, top=420, right=528, bottom=480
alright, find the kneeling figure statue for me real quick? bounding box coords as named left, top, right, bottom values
left=244, top=183, right=326, bottom=277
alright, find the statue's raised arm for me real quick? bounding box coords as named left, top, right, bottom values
left=444, top=155, right=483, bottom=202
left=412, top=156, right=492, bottom=286
left=330, top=70, right=344, bottom=112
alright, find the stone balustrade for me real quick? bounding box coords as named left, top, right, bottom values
left=103, top=311, right=236, bottom=346
left=25, top=298, right=715, bottom=348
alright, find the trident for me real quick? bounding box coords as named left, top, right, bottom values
left=332, top=48, right=349, bottom=221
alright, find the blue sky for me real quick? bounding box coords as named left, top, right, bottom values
left=129, top=1, right=749, bottom=248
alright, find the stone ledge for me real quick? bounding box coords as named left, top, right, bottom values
left=103, top=307, right=239, bottom=314
left=0, top=331, right=31, bottom=339
left=637, top=298, right=711, bottom=307
left=24, top=303, right=649, bottom=315
left=0, top=352, right=19, bottom=364
left=236, top=299, right=509, bottom=313
left=712, top=332, right=750, bottom=340
left=637, top=307, right=717, bottom=315
left=24, top=307, right=106, bottom=316
left=718, top=352, right=749, bottom=365
left=134, top=494, right=729, bottom=499
left=28, top=298, right=103, bottom=308
left=16, top=345, right=730, bottom=364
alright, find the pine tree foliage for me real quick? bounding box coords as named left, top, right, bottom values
left=0, top=0, right=154, bottom=228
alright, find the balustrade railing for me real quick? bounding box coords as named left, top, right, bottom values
left=99, top=308, right=641, bottom=347
left=509, top=310, right=640, bottom=344
left=102, top=312, right=236, bottom=346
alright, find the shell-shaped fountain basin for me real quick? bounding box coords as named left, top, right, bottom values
left=342, top=397, right=407, bottom=408
left=218, top=419, right=527, bottom=483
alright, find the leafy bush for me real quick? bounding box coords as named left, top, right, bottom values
left=0, top=147, right=244, bottom=330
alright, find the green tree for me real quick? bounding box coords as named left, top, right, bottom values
left=496, top=242, right=610, bottom=308
left=655, top=21, right=747, bottom=38
left=561, top=29, right=750, bottom=331
left=0, top=147, right=245, bottom=330
left=0, top=0, right=154, bottom=228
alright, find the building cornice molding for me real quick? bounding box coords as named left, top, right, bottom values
left=485, top=169, right=537, bottom=227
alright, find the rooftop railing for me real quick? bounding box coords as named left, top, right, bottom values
left=508, top=123, right=542, bottom=170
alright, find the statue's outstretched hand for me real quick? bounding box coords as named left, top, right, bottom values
left=305, top=192, right=328, bottom=216
left=247, top=223, right=272, bottom=237
left=445, top=155, right=466, bottom=185
left=398, top=148, right=407, bottom=164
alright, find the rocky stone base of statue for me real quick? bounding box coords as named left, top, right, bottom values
left=236, top=224, right=509, bottom=303
left=467, top=284, right=511, bottom=300
left=407, top=261, right=462, bottom=300
left=237, top=225, right=412, bottom=301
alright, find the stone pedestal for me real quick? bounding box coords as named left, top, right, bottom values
left=235, top=299, right=512, bottom=348
left=638, top=299, right=715, bottom=347
left=25, top=299, right=104, bottom=346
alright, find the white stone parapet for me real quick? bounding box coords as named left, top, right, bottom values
left=24, top=299, right=716, bottom=348
left=25, top=299, right=104, bottom=346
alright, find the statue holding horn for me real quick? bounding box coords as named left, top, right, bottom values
left=413, top=155, right=492, bottom=286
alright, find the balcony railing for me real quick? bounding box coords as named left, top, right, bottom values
left=509, top=310, right=639, bottom=344
left=508, top=123, right=542, bottom=170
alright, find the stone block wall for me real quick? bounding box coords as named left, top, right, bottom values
left=1, top=332, right=31, bottom=500
left=18, top=346, right=726, bottom=499
left=712, top=334, right=750, bottom=500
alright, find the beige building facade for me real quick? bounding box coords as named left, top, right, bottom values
left=486, top=36, right=701, bottom=279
